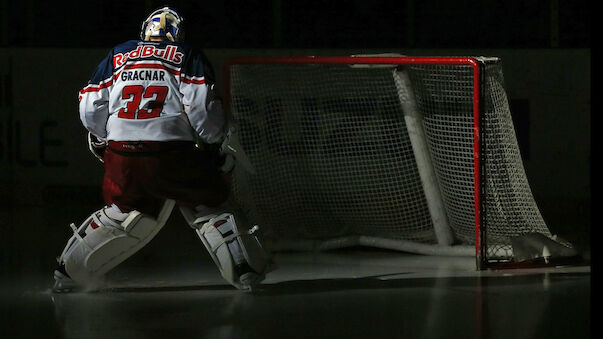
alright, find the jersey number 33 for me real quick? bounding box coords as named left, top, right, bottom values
left=118, top=85, right=168, bottom=119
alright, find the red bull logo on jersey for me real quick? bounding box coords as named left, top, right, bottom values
left=113, top=45, right=183, bottom=68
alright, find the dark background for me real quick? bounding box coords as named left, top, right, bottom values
left=1, top=0, right=590, bottom=49
left=0, top=3, right=592, bottom=338
left=0, top=0, right=592, bottom=276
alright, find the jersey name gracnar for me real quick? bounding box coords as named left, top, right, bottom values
left=120, top=69, right=166, bottom=81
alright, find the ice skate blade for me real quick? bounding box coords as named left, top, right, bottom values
left=52, top=269, right=106, bottom=293
left=52, top=279, right=82, bottom=293
left=239, top=272, right=265, bottom=292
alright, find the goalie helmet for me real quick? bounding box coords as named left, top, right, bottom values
left=140, top=7, right=184, bottom=42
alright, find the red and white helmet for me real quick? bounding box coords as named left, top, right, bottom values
left=140, top=7, right=184, bottom=42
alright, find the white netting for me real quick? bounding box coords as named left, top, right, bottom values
left=227, top=57, right=553, bottom=262
left=480, top=63, right=552, bottom=258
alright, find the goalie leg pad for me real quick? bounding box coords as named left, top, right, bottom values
left=57, top=200, right=175, bottom=288
left=195, top=213, right=272, bottom=291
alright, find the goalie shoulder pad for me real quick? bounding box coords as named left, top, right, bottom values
left=196, top=213, right=272, bottom=291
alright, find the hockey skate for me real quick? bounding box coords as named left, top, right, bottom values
left=52, top=264, right=80, bottom=293
left=238, top=270, right=266, bottom=293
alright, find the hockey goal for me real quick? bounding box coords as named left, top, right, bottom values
left=224, top=55, right=576, bottom=269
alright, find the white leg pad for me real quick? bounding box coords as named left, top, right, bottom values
left=195, top=213, right=272, bottom=291
left=58, top=200, right=175, bottom=287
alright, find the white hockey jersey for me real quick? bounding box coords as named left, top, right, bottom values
left=78, top=40, right=225, bottom=144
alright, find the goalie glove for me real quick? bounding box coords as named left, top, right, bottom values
left=87, top=132, right=107, bottom=164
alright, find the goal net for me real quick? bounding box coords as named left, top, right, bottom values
left=224, top=55, right=575, bottom=269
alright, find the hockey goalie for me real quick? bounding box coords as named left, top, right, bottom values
left=53, top=7, right=272, bottom=292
